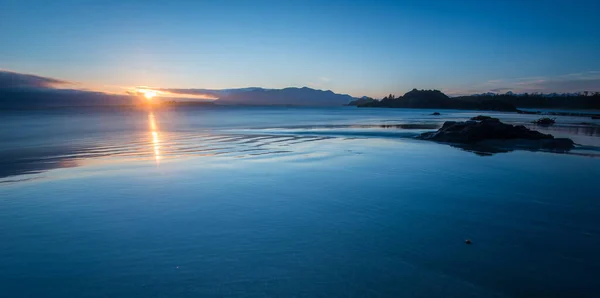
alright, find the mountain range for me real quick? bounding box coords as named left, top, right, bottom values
left=163, top=87, right=357, bottom=106
left=1, top=70, right=598, bottom=109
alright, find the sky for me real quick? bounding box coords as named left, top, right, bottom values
left=1, top=0, right=600, bottom=97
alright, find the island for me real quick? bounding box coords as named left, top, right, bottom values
left=346, top=96, right=376, bottom=106
left=358, top=89, right=518, bottom=112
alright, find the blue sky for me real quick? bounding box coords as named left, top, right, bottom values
left=1, top=0, right=599, bottom=97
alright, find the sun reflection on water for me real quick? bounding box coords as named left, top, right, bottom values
left=148, top=112, right=161, bottom=163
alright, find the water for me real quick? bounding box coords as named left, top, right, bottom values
left=1, top=106, right=600, bottom=297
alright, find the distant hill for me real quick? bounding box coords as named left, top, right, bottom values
left=0, top=85, right=357, bottom=108
left=453, top=93, right=600, bottom=110
left=161, top=87, right=265, bottom=99
left=347, top=96, right=375, bottom=106
left=5, top=69, right=596, bottom=111
left=212, top=87, right=357, bottom=106
left=359, top=89, right=517, bottom=112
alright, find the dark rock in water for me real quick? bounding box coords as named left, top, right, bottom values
left=431, top=112, right=441, bottom=116
left=517, top=110, right=541, bottom=115
left=546, top=111, right=600, bottom=118
left=518, top=110, right=600, bottom=119
left=577, top=122, right=600, bottom=127
left=470, top=115, right=497, bottom=121
left=418, top=119, right=550, bottom=142
left=417, top=118, right=574, bottom=152
left=533, top=117, right=556, bottom=126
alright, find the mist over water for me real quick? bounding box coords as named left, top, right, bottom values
left=1, top=106, right=600, bottom=297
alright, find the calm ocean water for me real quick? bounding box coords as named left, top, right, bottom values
left=1, top=106, right=600, bottom=297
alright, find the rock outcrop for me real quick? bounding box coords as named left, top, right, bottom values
left=470, top=115, right=497, bottom=121
left=417, top=117, right=574, bottom=152
left=533, top=117, right=556, bottom=126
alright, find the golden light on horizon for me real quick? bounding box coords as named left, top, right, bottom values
left=144, top=90, right=157, bottom=99
left=137, top=88, right=158, bottom=100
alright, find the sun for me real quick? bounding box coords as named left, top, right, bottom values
left=137, top=88, right=158, bottom=100
left=144, top=90, right=157, bottom=99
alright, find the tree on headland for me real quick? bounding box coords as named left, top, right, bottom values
left=454, top=91, right=600, bottom=109
left=357, top=88, right=600, bottom=110
left=383, top=94, right=396, bottom=100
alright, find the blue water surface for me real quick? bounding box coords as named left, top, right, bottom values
left=1, top=106, right=599, bottom=297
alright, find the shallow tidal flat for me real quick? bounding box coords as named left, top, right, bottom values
left=1, top=106, right=599, bottom=297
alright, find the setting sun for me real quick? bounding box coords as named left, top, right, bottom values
left=137, top=88, right=157, bottom=100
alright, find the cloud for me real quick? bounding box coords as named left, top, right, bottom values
left=0, top=71, right=216, bottom=106
left=485, top=79, right=503, bottom=84
left=498, top=72, right=600, bottom=93
left=0, top=70, right=137, bottom=108
left=0, top=70, right=70, bottom=89
left=446, top=71, right=600, bottom=95
left=160, top=88, right=219, bottom=98
left=159, top=88, right=269, bottom=100
left=518, top=78, right=600, bottom=93
left=489, top=88, right=515, bottom=93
